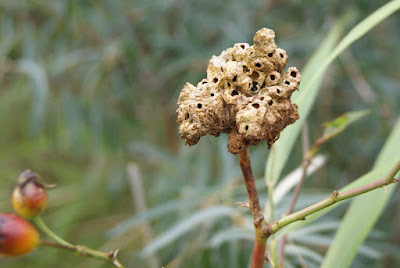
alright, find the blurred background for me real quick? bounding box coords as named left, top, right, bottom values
left=0, top=0, right=399, bottom=267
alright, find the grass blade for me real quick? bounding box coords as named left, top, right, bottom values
left=265, top=14, right=351, bottom=185
left=139, top=206, right=236, bottom=257
left=266, top=0, right=400, bottom=187
left=16, top=60, right=49, bottom=135
left=107, top=198, right=198, bottom=238
left=209, top=227, right=253, bottom=248
left=277, top=115, right=400, bottom=235
left=321, top=118, right=400, bottom=267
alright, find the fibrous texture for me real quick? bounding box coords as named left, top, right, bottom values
left=176, top=28, right=301, bottom=154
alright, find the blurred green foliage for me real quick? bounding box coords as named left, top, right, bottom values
left=0, top=0, right=399, bottom=267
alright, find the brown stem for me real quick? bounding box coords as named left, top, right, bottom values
left=239, top=147, right=267, bottom=268
left=252, top=236, right=267, bottom=268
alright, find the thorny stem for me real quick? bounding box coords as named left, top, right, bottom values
left=33, top=217, right=73, bottom=247
left=34, top=217, right=124, bottom=268
left=239, top=147, right=267, bottom=268
left=239, top=146, right=400, bottom=268
left=265, top=159, right=400, bottom=236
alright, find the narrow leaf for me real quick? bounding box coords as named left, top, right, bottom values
left=265, top=14, right=351, bottom=185
left=277, top=157, right=399, bottom=237
left=140, top=206, right=236, bottom=257
left=266, top=0, right=400, bottom=188
left=321, top=110, right=369, bottom=140
left=268, top=0, right=400, bottom=236
left=16, top=60, right=49, bottom=135
left=209, top=227, right=253, bottom=248
left=106, top=198, right=198, bottom=238
left=285, top=244, right=325, bottom=265
left=276, top=113, right=400, bottom=237
left=321, top=118, right=400, bottom=267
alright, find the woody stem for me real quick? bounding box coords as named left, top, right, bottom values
left=239, top=147, right=267, bottom=268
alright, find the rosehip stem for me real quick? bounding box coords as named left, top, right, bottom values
left=33, top=217, right=73, bottom=246
left=34, top=217, right=124, bottom=268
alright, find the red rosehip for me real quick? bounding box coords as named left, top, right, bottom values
left=12, top=170, right=48, bottom=218
left=0, top=213, right=39, bottom=256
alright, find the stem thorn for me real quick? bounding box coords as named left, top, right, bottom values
left=235, top=202, right=250, bottom=208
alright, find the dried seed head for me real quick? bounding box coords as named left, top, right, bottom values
left=176, top=28, right=301, bottom=154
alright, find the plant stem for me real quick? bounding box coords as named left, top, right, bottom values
left=266, top=159, right=400, bottom=235
left=239, top=147, right=267, bottom=268
left=34, top=217, right=124, bottom=267
left=286, top=124, right=311, bottom=215
left=267, top=183, right=275, bottom=222
left=266, top=145, right=276, bottom=222
left=278, top=124, right=310, bottom=267
left=127, top=163, right=160, bottom=268
left=33, top=217, right=73, bottom=246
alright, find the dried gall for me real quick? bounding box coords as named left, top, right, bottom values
left=176, top=28, right=301, bottom=154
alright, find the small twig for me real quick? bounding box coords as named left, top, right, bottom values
left=33, top=217, right=73, bottom=247
left=278, top=123, right=310, bottom=267
left=265, top=159, right=400, bottom=236
left=34, top=217, right=124, bottom=267
left=266, top=146, right=277, bottom=222
left=40, top=240, right=75, bottom=250
left=127, top=163, right=160, bottom=268
left=287, top=123, right=311, bottom=214
left=239, top=147, right=267, bottom=268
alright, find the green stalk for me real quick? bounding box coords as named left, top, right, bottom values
left=266, top=159, right=400, bottom=235
left=33, top=216, right=124, bottom=268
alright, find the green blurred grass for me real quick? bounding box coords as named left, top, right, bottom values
left=0, top=1, right=399, bottom=267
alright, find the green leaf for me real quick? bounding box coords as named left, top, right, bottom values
left=209, top=227, right=253, bottom=248
left=291, top=234, right=381, bottom=260
left=321, top=110, right=369, bottom=141
left=266, top=0, right=400, bottom=188
left=321, top=116, right=400, bottom=267
left=276, top=116, right=400, bottom=261
left=16, top=60, right=49, bottom=135
left=277, top=114, right=400, bottom=236
left=106, top=198, right=199, bottom=238
left=276, top=155, right=399, bottom=237
left=265, top=14, right=352, bottom=185
left=288, top=221, right=341, bottom=238
left=139, top=206, right=237, bottom=257
left=267, top=0, right=400, bottom=238
left=285, top=244, right=325, bottom=265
